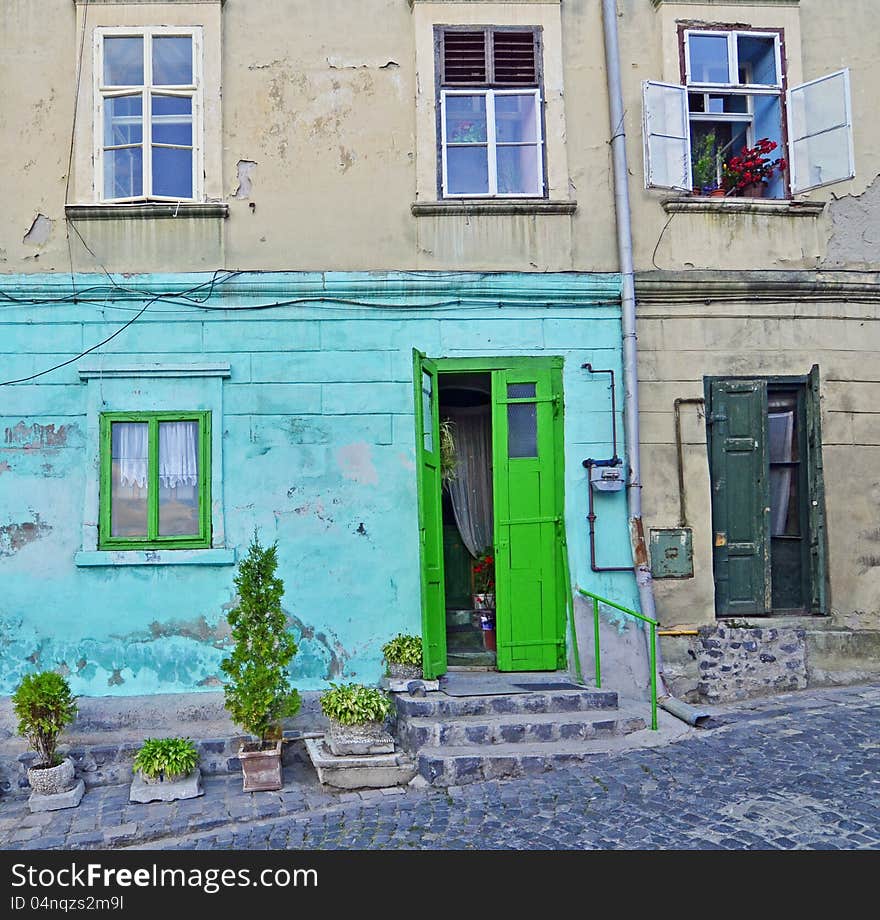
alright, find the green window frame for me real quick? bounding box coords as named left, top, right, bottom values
left=99, top=411, right=211, bottom=550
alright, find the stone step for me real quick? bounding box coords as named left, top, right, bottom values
left=394, top=688, right=618, bottom=719
left=398, top=710, right=646, bottom=750
left=416, top=730, right=651, bottom=787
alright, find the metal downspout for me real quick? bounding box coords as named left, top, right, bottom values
left=599, top=1, right=708, bottom=727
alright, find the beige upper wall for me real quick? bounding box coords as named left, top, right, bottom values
left=1, top=0, right=876, bottom=273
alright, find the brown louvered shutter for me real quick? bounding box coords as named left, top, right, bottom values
left=443, top=31, right=487, bottom=84
left=491, top=31, right=537, bottom=85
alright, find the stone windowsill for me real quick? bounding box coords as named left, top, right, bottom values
left=65, top=202, right=229, bottom=221
left=75, top=548, right=236, bottom=567
left=661, top=196, right=825, bottom=217
left=411, top=199, right=577, bottom=217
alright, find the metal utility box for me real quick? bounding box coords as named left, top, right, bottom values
left=650, top=528, right=694, bottom=578
left=589, top=463, right=625, bottom=492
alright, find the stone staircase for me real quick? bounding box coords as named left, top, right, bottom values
left=393, top=679, right=648, bottom=787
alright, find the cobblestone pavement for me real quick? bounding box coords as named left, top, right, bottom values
left=1, top=683, right=878, bottom=851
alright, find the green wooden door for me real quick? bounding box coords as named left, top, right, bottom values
left=413, top=351, right=447, bottom=679
left=709, top=379, right=771, bottom=616
left=492, top=364, right=564, bottom=671
left=806, top=365, right=828, bottom=614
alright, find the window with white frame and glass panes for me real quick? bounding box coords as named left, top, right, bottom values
left=436, top=26, right=545, bottom=198
left=96, top=28, right=202, bottom=202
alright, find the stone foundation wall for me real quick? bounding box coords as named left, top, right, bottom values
left=697, top=625, right=807, bottom=702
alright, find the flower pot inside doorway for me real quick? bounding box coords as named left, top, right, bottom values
left=238, top=739, right=283, bottom=792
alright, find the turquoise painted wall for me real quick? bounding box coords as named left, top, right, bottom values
left=0, top=271, right=636, bottom=696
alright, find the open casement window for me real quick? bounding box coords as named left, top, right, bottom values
left=99, top=412, right=211, bottom=550
left=437, top=27, right=545, bottom=198
left=644, top=27, right=854, bottom=196
left=787, top=69, right=855, bottom=193
left=95, top=27, right=202, bottom=202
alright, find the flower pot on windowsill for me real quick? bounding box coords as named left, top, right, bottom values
left=472, top=592, right=495, bottom=611
left=738, top=181, right=767, bottom=198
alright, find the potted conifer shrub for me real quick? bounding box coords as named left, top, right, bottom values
left=220, top=533, right=301, bottom=792
left=129, top=737, right=203, bottom=803
left=12, top=670, right=82, bottom=812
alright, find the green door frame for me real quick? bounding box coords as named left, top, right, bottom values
left=416, top=355, right=567, bottom=673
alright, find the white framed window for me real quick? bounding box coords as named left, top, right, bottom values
left=436, top=27, right=545, bottom=199
left=95, top=27, right=203, bottom=203
left=643, top=25, right=854, bottom=196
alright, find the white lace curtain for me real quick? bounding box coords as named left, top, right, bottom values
left=768, top=411, right=794, bottom=536
left=444, top=407, right=494, bottom=559
left=113, top=421, right=199, bottom=489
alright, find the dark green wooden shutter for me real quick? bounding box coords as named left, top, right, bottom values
left=806, top=365, right=828, bottom=614
left=709, top=379, right=771, bottom=616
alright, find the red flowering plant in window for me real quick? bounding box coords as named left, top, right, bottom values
left=472, top=550, right=495, bottom=593
left=721, top=138, right=787, bottom=194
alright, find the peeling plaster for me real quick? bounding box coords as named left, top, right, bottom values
left=336, top=442, right=379, bottom=485
left=231, top=160, right=258, bottom=199
left=0, top=462, right=10, bottom=475
left=326, top=58, right=399, bottom=70
left=4, top=421, right=78, bottom=449
left=0, top=514, right=51, bottom=557
left=822, top=173, right=880, bottom=267
left=23, top=213, right=52, bottom=246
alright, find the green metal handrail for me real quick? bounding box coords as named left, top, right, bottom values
left=576, top=587, right=659, bottom=731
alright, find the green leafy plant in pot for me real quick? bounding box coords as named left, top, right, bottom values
left=319, top=683, right=395, bottom=756
left=221, top=532, right=301, bottom=791
left=12, top=670, right=80, bottom=803
left=382, top=634, right=423, bottom=681
left=130, top=737, right=203, bottom=802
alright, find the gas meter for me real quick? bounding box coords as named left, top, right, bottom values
left=586, top=457, right=625, bottom=492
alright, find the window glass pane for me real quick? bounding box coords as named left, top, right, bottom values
left=688, top=34, right=729, bottom=84
left=104, top=94, right=143, bottom=147
left=104, top=36, right=144, bottom=86
left=494, top=94, right=537, bottom=143
left=104, top=146, right=143, bottom=199
left=497, top=145, right=540, bottom=194
left=422, top=371, right=434, bottom=453
left=769, top=466, right=800, bottom=536
left=737, top=35, right=777, bottom=85
left=688, top=92, right=706, bottom=114
left=445, top=95, right=487, bottom=143
left=111, top=422, right=148, bottom=537
left=446, top=146, right=489, bottom=194
left=507, top=384, right=537, bottom=458
left=707, top=94, right=749, bottom=115
left=153, top=36, right=192, bottom=85
left=152, top=95, right=192, bottom=146
left=159, top=421, right=200, bottom=536
left=152, top=147, right=193, bottom=198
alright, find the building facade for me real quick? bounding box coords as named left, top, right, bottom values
left=0, top=0, right=877, bottom=705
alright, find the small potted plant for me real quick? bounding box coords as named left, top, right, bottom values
left=722, top=138, right=787, bottom=197
left=220, top=533, right=301, bottom=792
left=319, top=682, right=395, bottom=756
left=12, top=670, right=82, bottom=811
left=471, top=549, right=495, bottom=612
left=382, top=634, right=423, bottom=681
left=130, top=737, right=203, bottom=803
left=691, top=130, right=721, bottom=195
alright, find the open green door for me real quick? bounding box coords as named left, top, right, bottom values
left=413, top=350, right=447, bottom=679
left=492, top=362, right=565, bottom=671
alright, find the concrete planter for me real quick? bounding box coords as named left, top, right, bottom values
left=305, top=737, right=417, bottom=789
left=28, top=756, right=76, bottom=796
left=327, top=719, right=395, bottom=756
left=27, top=757, right=84, bottom=813
left=238, top=740, right=283, bottom=792
left=130, top=767, right=204, bottom=803
left=388, top=662, right=422, bottom=682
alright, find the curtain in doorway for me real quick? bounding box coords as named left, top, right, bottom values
left=445, top=406, right=494, bottom=558
left=768, top=410, right=794, bottom=535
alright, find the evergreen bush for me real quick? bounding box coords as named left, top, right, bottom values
left=220, top=533, right=301, bottom=744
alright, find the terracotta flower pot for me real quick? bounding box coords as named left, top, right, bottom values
left=238, top=739, right=283, bottom=792
left=27, top=756, right=76, bottom=796
left=739, top=181, right=767, bottom=198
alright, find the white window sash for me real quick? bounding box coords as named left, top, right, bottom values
left=786, top=68, right=855, bottom=194
left=642, top=80, right=692, bottom=192
left=441, top=88, right=544, bottom=198
left=95, top=26, right=203, bottom=203
left=684, top=29, right=782, bottom=91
